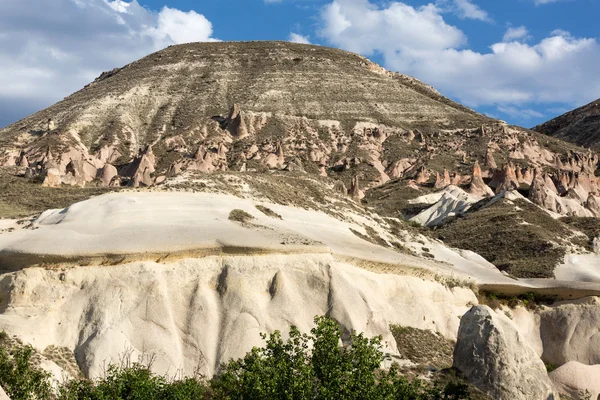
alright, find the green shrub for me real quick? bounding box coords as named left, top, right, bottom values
left=1, top=317, right=472, bottom=400
left=228, top=209, right=254, bottom=223
left=212, top=316, right=470, bottom=400
left=0, top=343, right=52, bottom=400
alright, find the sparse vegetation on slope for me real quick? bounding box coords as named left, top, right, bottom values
left=228, top=209, right=254, bottom=223
left=434, top=199, right=571, bottom=278
left=561, top=216, right=600, bottom=251
left=0, top=168, right=117, bottom=218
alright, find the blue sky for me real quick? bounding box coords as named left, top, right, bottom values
left=1, top=0, right=599, bottom=129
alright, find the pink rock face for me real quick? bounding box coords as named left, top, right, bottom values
left=122, top=145, right=156, bottom=187
left=42, top=168, right=62, bottom=188
left=263, top=141, right=285, bottom=169
left=434, top=168, right=451, bottom=189
left=415, top=167, right=429, bottom=184
left=490, top=163, right=519, bottom=194
left=349, top=176, right=364, bottom=200
left=468, top=161, right=494, bottom=197
left=587, top=194, right=600, bottom=217
left=484, top=148, right=497, bottom=169
left=98, top=164, right=118, bottom=187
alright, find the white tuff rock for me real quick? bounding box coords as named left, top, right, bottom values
left=453, top=305, right=558, bottom=400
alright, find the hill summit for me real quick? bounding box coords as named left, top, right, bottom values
left=0, top=41, right=491, bottom=185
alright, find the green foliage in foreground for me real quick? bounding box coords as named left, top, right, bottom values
left=0, top=317, right=471, bottom=400
left=0, top=343, right=53, bottom=400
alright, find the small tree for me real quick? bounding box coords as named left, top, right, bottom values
left=0, top=343, right=52, bottom=400
left=211, top=316, right=461, bottom=400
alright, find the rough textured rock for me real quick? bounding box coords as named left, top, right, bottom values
left=549, top=361, right=600, bottom=400
left=453, top=305, right=557, bottom=400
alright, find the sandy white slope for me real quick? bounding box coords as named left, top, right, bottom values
left=0, top=192, right=518, bottom=285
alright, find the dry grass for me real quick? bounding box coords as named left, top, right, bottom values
left=0, top=168, right=118, bottom=219
left=255, top=205, right=282, bottom=220
left=228, top=209, right=254, bottom=223
left=390, top=325, right=454, bottom=369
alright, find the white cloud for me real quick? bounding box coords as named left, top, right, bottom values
left=151, top=7, right=215, bottom=45
left=289, top=33, right=311, bottom=44
left=319, top=0, right=600, bottom=117
left=503, top=26, right=529, bottom=42
left=320, top=0, right=465, bottom=59
left=452, top=0, right=490, bottom=21
left=0, top=0, right=216, bottom=126
left=497, top=105, right=544, bottom=119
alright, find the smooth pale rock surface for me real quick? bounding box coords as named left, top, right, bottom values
left=539, top=297, right=600, bottom=366
left=0, top=192, right=521, bottom=286
left=549, top=361, right=600, bottom=400
left=453, top=305, right=558, bottom=400
left=0, top=386, right=8, bottom=400
left=409, top=186, right=480, bottom=227
left=0, top=254, right=476, bottom=378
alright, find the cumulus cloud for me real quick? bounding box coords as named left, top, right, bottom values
left=503, top=26, right=529, bottom=42
left=289, top=33, right=311, bottom=44
left=319, top=0, right=600, bottom=120
left=0, top=0, right=216, bottom=127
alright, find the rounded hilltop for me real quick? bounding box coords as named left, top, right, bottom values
left=0, top=41, right=489, bottom=153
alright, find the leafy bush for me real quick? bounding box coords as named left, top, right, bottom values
left=58, top=362, right=208, bottom=400
left=211, top=316, right=469, bottom=399
left=0, top=342, right=52, bottom=400
left=1, top=317, right=472, bottom=399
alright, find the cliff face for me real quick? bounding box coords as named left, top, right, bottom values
left=534, top=99, right=600, bottom=148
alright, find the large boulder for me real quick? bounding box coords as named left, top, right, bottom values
left=453, top=305, right=558, bottom=400
left=549, top=362, right=600, bottom=400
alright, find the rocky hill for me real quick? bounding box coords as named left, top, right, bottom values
left=1, top=41, right=600, bottom=398
left=534, top=98, right=600, bottom=148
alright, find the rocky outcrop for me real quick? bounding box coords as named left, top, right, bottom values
left=41, top=168, right=62, bottom=188
left=490, top=163, right=519, bottom=194
left=484, top=148, right=497, bottom=169
left=122, top=145, right=156, bottom=187
left=549, top=362, right=600, bottom=400
left=539, top=297, right=600, bottom=366
left=349, top=176, right=363, bottom=199
left=587, top=193, right=600, bottom=217
left=98, top=164, right=119, bottom=187
left=453, top=306, right=557, bottom=400
left=468, top=161, right=494, bottom=197
left=212, top=104, right=248, bottom=139
left=415, top=166, right=430, bottom=184
left=0, top=255, right=475, bottom=378
left=434, top=168, right=451, bottom=189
